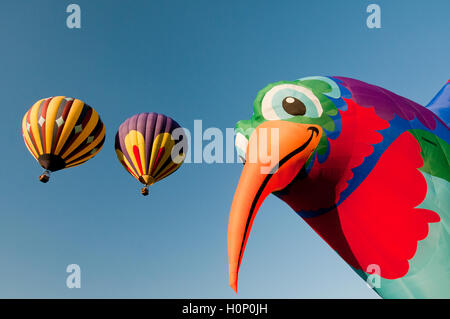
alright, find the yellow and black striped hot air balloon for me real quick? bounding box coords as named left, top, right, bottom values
left=22, top=96, right=105, bottom=182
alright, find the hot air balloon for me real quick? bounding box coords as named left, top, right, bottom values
left=228, top=76, right=450, bottom=298
left=22, top=96, right=105, bottom=182
left=115, top=112, right=187, bottom=196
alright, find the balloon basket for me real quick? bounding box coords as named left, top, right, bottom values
left=141, top=186, right=149, bottom=196
left=39, top=171, right=50, bottom=183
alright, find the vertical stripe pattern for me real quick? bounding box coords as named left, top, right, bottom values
left=22, top=96, right=105, bottom=172
left=115, top=112, right=187, bottom=186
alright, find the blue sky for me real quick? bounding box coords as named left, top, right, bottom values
left=0, top=0, right=448, bottom=298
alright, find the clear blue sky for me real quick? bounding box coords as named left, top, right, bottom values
left=0, top=0, right=448, bottom=298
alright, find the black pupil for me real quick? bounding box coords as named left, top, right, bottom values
left=282, top=96, right=306, bottom=116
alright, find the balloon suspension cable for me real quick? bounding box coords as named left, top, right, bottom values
left=39, top=170, right=50, bottom=183
left=141, top=185, right=149, bottom=196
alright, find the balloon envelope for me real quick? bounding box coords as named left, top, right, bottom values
left=115, top=112, right=186, bottom=189
left=22, top=96, right=105, bottom=176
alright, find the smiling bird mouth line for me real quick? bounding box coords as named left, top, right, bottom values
left=236, top=126, right=320, bottom=270
left=228, top=122, right=322, bottom=293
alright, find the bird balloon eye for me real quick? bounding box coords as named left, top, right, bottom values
left=261, top=83, right=323, bottom=120
left=282, top=96, right=306, bottom=116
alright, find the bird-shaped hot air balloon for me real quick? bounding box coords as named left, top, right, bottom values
left=22, top=96, right=105, bottom=182
left=228, top=76, right=450, bottom=298
left=115, top=112, right=187, bottom=196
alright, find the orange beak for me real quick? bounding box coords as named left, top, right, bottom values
left=228, top=120, right=322, bottom=292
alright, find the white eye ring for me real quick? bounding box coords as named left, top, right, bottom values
left=235, top=132, right=249, bottom=162
left=261, top=84, right=323, bottom=120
